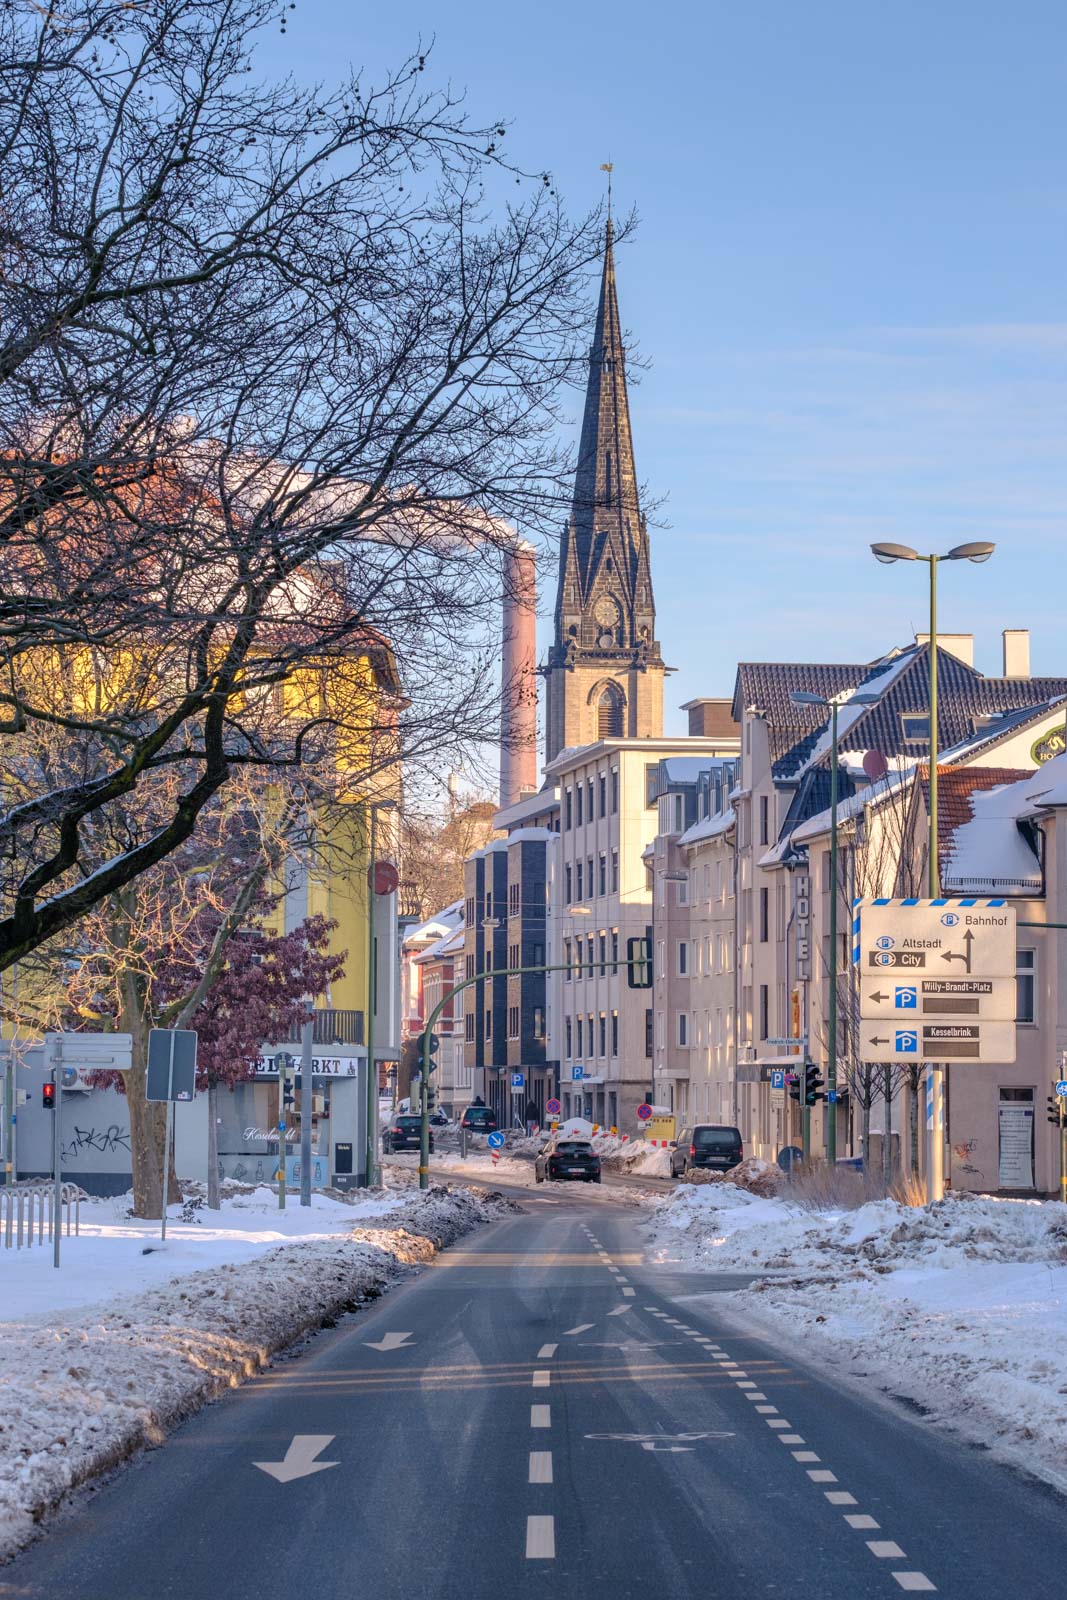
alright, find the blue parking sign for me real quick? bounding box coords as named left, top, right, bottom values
left=770, top=1070, right=785, bottom=1090
left=895, top=1030, right=918, bottom=1054
left=894, top=986, right=917, bottom=1009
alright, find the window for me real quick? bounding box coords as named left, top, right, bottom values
left=565, top=864, right=572, bottom=904
left=484, top=949, right=492, bottom=975
left=484, top=1009, right=492, bottom=1041
left=508, top=1006, right=519, bottom=1039
left=611, top=1011, right=619, bottom=1055
left=1017, top=949, right=1036, bottom=1023
left=715, top=859, right=724, bottom=900
left=465, top=953, right=475, bottom=981
left=611, top=768, right=619, bottom=812
left=657, top=939, right=666, bottom=979
left=508, top=882, right=519, bottom=916
left=611, top=928, right=619, bottom=969
left=678, top=940, right=688, bottom=976
left=646, top=764, right=659, bottom=808
left=599, top=932, right=607, bottom=975
left=759, top=984, right=769, bottom=1041
left=587, top=935, right=595, bottom=976
left=565, top=1016, right=572, bottom=1056
left=576, top=861, right=583, bottom=900
left=576, top=783, right=583, bottom=826
left=599, top=772, right=607, bottom=817
left=674, top=793, right=684, bottom=834
left=587, top=779, right=594, bottom=819
left=508, top=942, right=519, bottom=968
left=533, top=942, right=544, bottom=966
left=564, top=938, right=572, bottom=981
left=703, top=863, right=711, bottom=900
left=598, top=685, right=624, bottom=739
left=759, top=886, right=769, bottom=943
left=599, top=1014, right=607, bottom=1056
left=575, top=1016, right=582, bottom=1055
left=465, top=897, right=475, bottom=925
left=611, top=848, right=619, bottom=892
left=465, top=1012, right=475, bottom=1042
left=901, top=713, right=931, bottom=741
left=678, top=1012, right=688, bottom=1046
left=587, top=858, right=594, bottom=897
left=645, top=1008, right=653, bottom=1057
left=564, top=788, right=573, bottom=830
left=759, top=794, right=769, bottom=846
left=533, top=1006, right=545, bottom=1040
left=678, top=874, right=689, bottom=905
left=599, top=852, right=607, bottom=895
left=485, top=890, right=492, bottom=920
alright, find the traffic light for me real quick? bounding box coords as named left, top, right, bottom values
left=626, top=935, right=652, bottom=988
left=804, top=1064, right=825, bottom=1107
left=283, top=1078, right=295, bottom=1109
left=42, top=1079, right=56, bottom=1110
left=788, top=1072, right=801, bottom=1104
left=1048, top=1093, right=1062, bottom=1126
left=425, top=1080, right=437, bottom=1113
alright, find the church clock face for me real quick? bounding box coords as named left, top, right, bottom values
left=594, top=595, right=620, bottom=646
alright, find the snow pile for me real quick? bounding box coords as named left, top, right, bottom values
left=645, top=1186, right=1067, bottom=1487
left=0, top=1183, right=511, bottom=1562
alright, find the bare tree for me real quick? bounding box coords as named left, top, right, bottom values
left=0, top=0, right=613, bottom=966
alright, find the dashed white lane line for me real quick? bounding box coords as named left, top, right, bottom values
left=755, top=1405, right=777, bottom=1414
left=867, top=1542, right=907, bottom=1559
left=537, top=1343, right=558, bottom=1359
left=826, top=1491, right=858, bottom=1506
left=792, top=1451, right=820, bottom=1463
left=607, top=1305, right=632, bottom=1316
left=778, top=1434, right=805, bottom=1444
left=529, top=1451, right=553, bottom=1484
left=892, top=1577, right=936, bottom=1593
left=526, top=1515, right=556, bottom=1559
left=743, top=1392, right=768, bottom=1401
left=767, top=1420, right=790, bottom=1429
left=530, top=1405, right=551, bottom=1428
left=845, top=1515, right=880, bottom=1531
left=736, top=1381, right=757, bottom=1390
left=532, top=1370, right=551, bottom=1389
left=621, top=1287, right=635, bottom=1296
left=563, top=1323, right=594, bottom=1336
left=807, top=1470, right=838, bottom=1483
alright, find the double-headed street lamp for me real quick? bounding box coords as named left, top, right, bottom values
left=791, top=689, right=878, bottom=1164
left=364, top=796, right=398, bottom=1188
left=870, top=540, right=995, bottom=1199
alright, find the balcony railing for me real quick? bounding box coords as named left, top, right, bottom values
left=279, top=1008, right=364, bottom=1046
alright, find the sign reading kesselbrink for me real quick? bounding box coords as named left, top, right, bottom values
left=855, top=899, right=1017, bottom=1065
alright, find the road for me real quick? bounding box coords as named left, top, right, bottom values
left=2, top=1185, right=1064, bottom=1599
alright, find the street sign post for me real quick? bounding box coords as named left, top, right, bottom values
left=859, top=1020, right=1016, bottom=1063
left=146, top=1029, right=198, bottom=1241
left=546, top=1098, right=562, bottom=1116
left=572, top=1065, right=584, bottom=1081
left=859, top=977, right=1016, bottom=1020
left=510, top=1072, right=525, bottom=1090
left=487, top=1131, right=505, bottom=1150
left=857, top=900, right=1016, bottom=976
left=636, top=1103, right=653, bottom=1122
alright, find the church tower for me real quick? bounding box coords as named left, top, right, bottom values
left=543, top=221, right=666, bottom=763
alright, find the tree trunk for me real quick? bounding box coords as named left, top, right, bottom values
left=882, top=1066, right=894, bottom=1188
left=207, top=1078, right=221, bottom=1209
left=860, top=1065, right=872, bottom=1170
left=121, top=996, right=181, bottom=1217
left=908, top=1066, right=920, bottom=1175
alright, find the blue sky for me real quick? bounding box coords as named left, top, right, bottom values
left=262, top=1, right=1067, bottom=734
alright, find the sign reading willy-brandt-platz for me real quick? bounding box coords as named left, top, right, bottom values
left=855, top=899, right=1017, bottom=1064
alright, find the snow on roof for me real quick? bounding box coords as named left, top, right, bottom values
left=942, top=776, right=1044, bottom=893
left=660, top=757, right=722, bottom=784
left=404, top=899, right=464, bottom=946
left=679, top=807, right=735, bottom=847
left=504, top=826, right=557, bottom=845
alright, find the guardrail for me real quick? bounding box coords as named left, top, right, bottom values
left=1, top=1182, right=88, bottom=1251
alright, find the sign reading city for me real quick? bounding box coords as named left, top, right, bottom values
left=856, top=899, right=1016, bottom=1064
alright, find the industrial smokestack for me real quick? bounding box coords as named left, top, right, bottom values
left=500, top=540, right=537, bottom=808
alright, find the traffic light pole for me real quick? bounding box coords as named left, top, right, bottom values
left=1060, top=1098, right=1066, bottom=1205
left=417, top=951, right=651, bottom=1191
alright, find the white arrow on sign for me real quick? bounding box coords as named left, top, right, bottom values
left=253, top=1434, right=338, bottom=1483
left=363, top=1330, right=414, bottom=1352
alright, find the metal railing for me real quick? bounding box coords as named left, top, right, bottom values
left=276, top=1008, right=365, bottom=1046
left=2, top=1181, right=88, bottom=1251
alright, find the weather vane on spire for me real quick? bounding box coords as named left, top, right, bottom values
left=600, top=161, right=613, bottom=220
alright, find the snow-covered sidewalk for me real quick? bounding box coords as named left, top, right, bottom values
left=0, top=1180, right=511, bottom=1563
left=644, top=1185, right=1067, bottom=1489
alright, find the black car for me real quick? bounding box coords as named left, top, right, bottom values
left=669, top=1124, right=743, bottom=1179
left=535, top=1138, right=601, bottom=1183
left=382, top=1115, right=434, bottom=1154
left=461, top=1106, right=498, bottom=1133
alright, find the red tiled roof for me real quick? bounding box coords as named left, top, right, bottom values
left=916, top=765, right=1032, bottom=875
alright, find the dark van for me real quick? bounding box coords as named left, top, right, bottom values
left=669, top=1124, right=744, bottom=1179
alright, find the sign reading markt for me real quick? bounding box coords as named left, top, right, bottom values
left=856, top=899, right=1016, bottom=1065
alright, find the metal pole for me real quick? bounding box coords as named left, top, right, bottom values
left=927, top=555, right=945, bottom=1204
left=161, top=1032, right=175, bottom=1240
left=277, top=1053, right=287, bottom=1210
left=828, top=700, right=839, bottom=1166
left=300, top=1006, right=314, bottom=1207
left=48, top=1036, right=61, bottom=1268
left=1060, top=1096, right=1066, bottom=1205
left=3, top=1047, right=12, bottom=1191
left=364, top=803, right=377, bottom=1188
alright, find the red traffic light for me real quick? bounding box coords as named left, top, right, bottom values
left=42, top=1081, right=56, bottom=1109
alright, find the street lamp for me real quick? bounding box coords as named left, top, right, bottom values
left=870, top=540, right=995, bottom=1199
left=364, top=796, right=398, bottom=1188
left=791, top=690, right=878, bottom=1163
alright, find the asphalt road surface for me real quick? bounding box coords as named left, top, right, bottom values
left=3, top=1186, right=1064, bottom=1599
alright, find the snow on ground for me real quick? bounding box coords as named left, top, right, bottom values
left=644, top=1184, right=1067, bottom=1487
left=0, top=1181, right=511, bottom=1563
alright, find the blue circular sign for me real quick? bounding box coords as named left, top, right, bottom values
left=487, top=1131, right=505, bottom=1149
left=636, top=1103, right=653, bottom=1121
left=1056, top=1080, right=1067, bottom=1098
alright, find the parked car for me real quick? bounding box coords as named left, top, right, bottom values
left=535, top=1137, right=601, bottom=1184
left=669, top=1124, right=743, bottom=1179
left=461, top=1106, right=498, bottom=1133
left=382, top=1115, right=434, bottom=1154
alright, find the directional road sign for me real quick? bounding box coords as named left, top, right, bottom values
left=860, top=976, right=1016, bottom=1021
left=487, top=1131, right=505, bottom=1149
left=859, top=1020, right=1016, bottom=1064
left=856, top=900, right=1016, bottom=978
left=146, top=1028, right=198, bottom=1101
left=1056, top=1081, right=1067, bottom=1098
left=546, top=1097, right=562, bottom=1116
left=636, top=1103, right=653, bottom=1121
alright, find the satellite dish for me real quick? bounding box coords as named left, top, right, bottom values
left=863, top=749, right=889, bottom=781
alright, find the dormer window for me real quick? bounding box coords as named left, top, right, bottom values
left=900, top=713, right=931, bottom=741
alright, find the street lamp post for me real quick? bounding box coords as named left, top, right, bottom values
left=870, top=540, right=994, bottom=1200
left=363, top=797, right=398, bottom=1188
left=793, top=690, right=878, bottom=1164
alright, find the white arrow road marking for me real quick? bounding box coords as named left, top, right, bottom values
left=585, top=1431, right=734, bottom=1452
left=606, top=1304, right=632, bottom=1316
left=363, top=1331, right=414, bottom=1352
left=562, top=1323, right=594, bottom=1336
left=253, top=1435, right=338, bottom=1483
